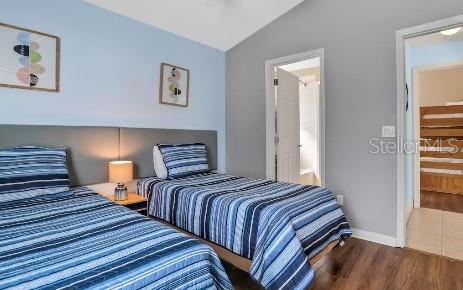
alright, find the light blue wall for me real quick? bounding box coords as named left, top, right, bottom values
left=0, top=0, right=226, bottom=172
left=405, top=39, right=463, bottom=215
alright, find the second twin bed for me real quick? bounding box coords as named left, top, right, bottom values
left=138, top=170, right=351, bottom=290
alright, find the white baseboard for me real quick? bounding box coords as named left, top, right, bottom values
left=351, top=228, right=397, bottom=247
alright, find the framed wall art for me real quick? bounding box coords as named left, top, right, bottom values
left=159, top=63, right=189, bottom=107
left=0, top=22, right=60, bottom=92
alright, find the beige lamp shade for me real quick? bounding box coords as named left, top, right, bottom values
left=109, top=161, right=133, bottom=184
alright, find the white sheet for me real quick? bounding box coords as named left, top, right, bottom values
left=421, top=168, right=463, bottom=175
left=420, top=104, right=463, bottom=175
left=421, top=157, right=463, bottom=163
left=446, top=101, right=463, bottom=106
left=421, top=157, right=463, bottom=175
left=422, top=113, right=463, bottom=119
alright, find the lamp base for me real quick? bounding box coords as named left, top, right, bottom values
left=114, top=183, right=128, bottom=201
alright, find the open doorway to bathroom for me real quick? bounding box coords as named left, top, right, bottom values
left=265, top=50, right=325, bottom=186
left=403, top=24, right=463, bottom=260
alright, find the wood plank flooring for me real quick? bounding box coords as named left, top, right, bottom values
left=421, top=190, right=463, bottom=213
left=224, top=238, right=463, bottom=290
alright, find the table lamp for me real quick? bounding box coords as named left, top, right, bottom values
left=109, top=161, right=133, bottom=201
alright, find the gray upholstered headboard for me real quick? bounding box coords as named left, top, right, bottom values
left=0, top=125, right=217, bottom=186
left=0, top=125, right=119, bottom=186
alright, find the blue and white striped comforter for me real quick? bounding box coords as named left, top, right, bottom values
left=0, top=187, right=232, bottom=290
left=137, top=173, right=352, bottom=290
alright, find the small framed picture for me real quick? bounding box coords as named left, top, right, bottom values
left=0, top=22, right=60, bottom=92
left=159, top=63, right=189, bottom=107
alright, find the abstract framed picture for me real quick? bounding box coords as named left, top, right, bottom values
left=159, top=63, right=189, bottom=107
left=0, top=23, right=60, bottom=92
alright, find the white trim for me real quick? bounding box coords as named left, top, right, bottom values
left=412, top=68, right=421, bottom=210
left=351, top=228, right=397, bottom=247
left=264, top=49, right=326, bottom=185
left=395, top=14, right=463, bottom=248
left=396, top=30, right=406, bottom=248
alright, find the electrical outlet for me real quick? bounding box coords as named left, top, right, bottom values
left=382, top=126, right=395, bottom=138
left=336, top=195, right=344, bottom=206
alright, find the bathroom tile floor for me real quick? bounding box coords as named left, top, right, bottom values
left=406, top=207, right=463, bottom=261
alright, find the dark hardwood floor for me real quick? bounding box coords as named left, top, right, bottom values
left=225, top=238, right=463, bottom=290
left=421, top=190, right=463, bottom=213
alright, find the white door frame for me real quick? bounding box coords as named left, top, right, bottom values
left=412, top=61, right=463, bottom=210
left=396, top=15, right=463, bottom=247
left=265, top=49, right=326, bottom=185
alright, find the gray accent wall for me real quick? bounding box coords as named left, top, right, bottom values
left=226, top=0, right=463, bottom=237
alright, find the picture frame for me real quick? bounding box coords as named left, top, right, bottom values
left=159, top=63, right=189, bottom=107
left=0, top=22, right=60, bottom=92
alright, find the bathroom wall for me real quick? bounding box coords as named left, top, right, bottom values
left=419, top=66, right=463, bottom=106
left=299, top=74, right=319, bottom=183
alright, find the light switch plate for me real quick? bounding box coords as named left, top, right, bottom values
left=336, top=195, right=344, bottom=206
left=382, top=126, right=395, bottom=138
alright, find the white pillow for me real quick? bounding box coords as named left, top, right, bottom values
left=153, top=145, right=168, bottom=179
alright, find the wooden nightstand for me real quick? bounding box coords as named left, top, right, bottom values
left=107, top=193, right=148, bottom=216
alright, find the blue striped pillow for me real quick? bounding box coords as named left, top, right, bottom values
left=158, top=143, right=210, bottom=179
left=0, top=146, right=70, bottom=202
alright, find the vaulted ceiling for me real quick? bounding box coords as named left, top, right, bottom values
left=85, top=0, right=304, bottom=51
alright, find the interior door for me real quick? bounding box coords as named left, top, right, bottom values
left=276, top=68, right=300, bottom=183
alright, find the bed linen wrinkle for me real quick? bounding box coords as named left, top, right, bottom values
left=138, top=172, right=351, bottom=290
left=0, top=187, right=232, bottom=290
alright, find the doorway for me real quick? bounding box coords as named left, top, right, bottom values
left=265, top=50, right=325, bottom=185
left=397, top=15, right=463, bottom=259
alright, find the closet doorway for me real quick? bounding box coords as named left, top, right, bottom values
left=265, top=49, right=325, bottom=186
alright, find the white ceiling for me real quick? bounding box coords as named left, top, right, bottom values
left=85, top=0, right=304, bottom=51
left=279, top=57, right=320, bottom=72
left=407, top=27, right=463, bottom=48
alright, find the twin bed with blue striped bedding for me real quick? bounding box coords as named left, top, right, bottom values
left=1, top=144, right=351, bottom=289
left=138, top=172, right=352, bottom=290
left=0, top=187, right=232, bottom=290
